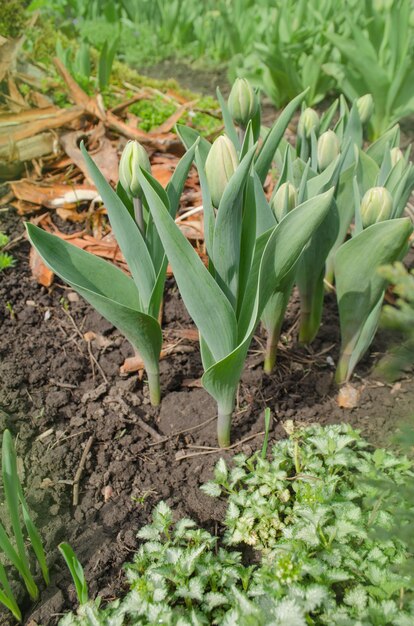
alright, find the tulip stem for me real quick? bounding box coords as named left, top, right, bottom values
left=263, top=321, right=283, bottom=374
left=133, top=197, right=145, bottom=236
left=335, top=350, right=352, bottom=384
left=217, top=408, right=232, bottom=448
left=147, top=370, right=161, bottom=406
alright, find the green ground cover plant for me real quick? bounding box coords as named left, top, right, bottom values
left=0, top=233, right=15, bottom=272
left=59, top=424, right=414, bottom=625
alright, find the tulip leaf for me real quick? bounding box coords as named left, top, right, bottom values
left=176, top=124, right=211, bottom=165
left=195, top=148, right=215, bottom=257
left=138, top=169, right=238, bottom=363
left=213, top=145, right=256, bottom=307
left=216, top=87, right=240, bottom=151
left=335, top=218, right=413, bottom=382
left=255, top=88, right=308, bottom=184
left=166, top=141, right=198, bottom=217
left=296, top=200, right=339, bottom=343
left=26, top=224, right=162, bottom=374
left=366, top=125, right=400, bottom=164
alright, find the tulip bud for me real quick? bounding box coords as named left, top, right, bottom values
left=356, top=94, right=374, bottom=124
left=317, top=130, right=340, bottom=171
left=119, top=140, right=151, bottom=198
left=228, top=78, right=259, bottom=128
left=271, top=182, right=297, bottom=222
left=390, top=147, right=404, bottom=167
left=205, top=135, right=239, bottom=208
left=360, top=186, right=393, bottom=228
left=298, top=107, right=320, bottom=139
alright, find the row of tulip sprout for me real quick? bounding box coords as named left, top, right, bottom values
left=27, top=79, right=414, bottom=447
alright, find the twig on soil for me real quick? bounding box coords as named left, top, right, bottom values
left=175, top=429, right=266, bottom=461
left=73, top=435, right=94, bottom=506
left=122, top=416, right=164, bottom=442
left=146, top=415, right=217, bottom=448
left=61, top=308, right=108, bottom=383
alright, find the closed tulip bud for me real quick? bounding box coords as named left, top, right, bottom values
left=271, top=182, right=297, bottom=222
left=390, top=147, right=404, bottom=167
left=317, top=130, right=340, bottom=171
left=356, top=94, right=374, bottom=124
left=119, top=140, right=151, bottom=198
left=360, top=186, right=393, bottom=228
left=228, top=78, right=259, bottom=128
left=205, top=135, right=239, bottom=208
left=298, top=107, right=320, bottom=139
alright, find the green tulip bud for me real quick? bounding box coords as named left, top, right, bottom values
left=228, top=78, right=259, bottom=128
left=271, top=182, right=297, bottom=222
left=317, top=130, right=340, bottom=171
left=205, top=135, right=239, bottom=208
left=356, top=94, right=374, bottom=124
left=298, top=107, right=320, bottom=139
left=119, top=140, right=151, bottom=198
left=360, top=186, right=393, bottom=228
left=390, top=147, right=404, bottom=167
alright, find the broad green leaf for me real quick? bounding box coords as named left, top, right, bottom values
left=81, top=143, right=156, bottom=310
left=335, top=218, right=413, bottom=377
left=366, top=126, right=400, bottom=164
left=26, top=225, right=162, bottom=375
left=257, top=188, right=335, bottom=324
left=296, top=201, right=339, bottom=343
left=138, top=169, right=237, bottom=362
left=213, top=145, right=256, bottom=307
left=255, top=89, right=308, bottom=184
left=195, top=148, right=215, bottom=257
left=176, top=124, right=211, bottom=165
left=347, top=297, right=383, bottom=377
left=216, top=87, right=240, bottom=151
left=166, top=141, right=198, bottom=217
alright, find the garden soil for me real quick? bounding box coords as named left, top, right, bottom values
left=1, top=198, right=413, bottom=622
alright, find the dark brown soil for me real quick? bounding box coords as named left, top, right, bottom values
left=1, top=196, right=413, bottom=626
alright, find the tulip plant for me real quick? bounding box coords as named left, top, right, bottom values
left=136, top=82, right=334, bottom=446
left=27, top=141, right=197, bottom=406
left=334, top=145, right=414, bottom=383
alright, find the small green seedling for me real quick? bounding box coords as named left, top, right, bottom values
left=0, top=233, right=15, bottom=272
left=0, top=430, right=49, bottom=621
left=59, top=543, right=89, bottom=606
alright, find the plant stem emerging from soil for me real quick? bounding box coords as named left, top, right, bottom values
left=147, top=370, right=161, bottom=406
left=133, top=197, right=145, bottom=235
left=335, top=349, right=352, bottom=384
left=217, top=407, right=232, bottom=448
left=263, top=321, right=283, bottom=374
